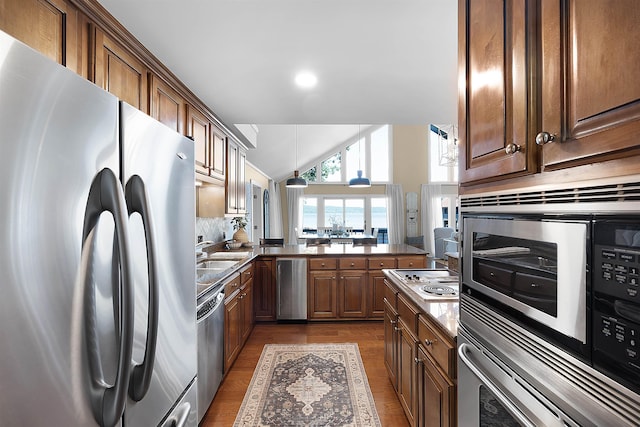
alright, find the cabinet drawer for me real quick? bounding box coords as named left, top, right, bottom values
left=368, top=257, right=397, bottom=270
left=240, top=264, right=253, bottom=284
left=224, top=273, right=241, bottom=296
left=384, top=279, right=398, bottom=309
left=309, top=258, right=337, bottom=270
left=397, top=256, right=426, bottom=269
left=397, top=293, right=419, bottom=335
left=339, top=257, right=367, bottom=270
left=418, top=315, right=456, bottom=378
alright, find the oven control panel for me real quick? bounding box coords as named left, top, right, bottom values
left=594, top=245, right=640, bottom=301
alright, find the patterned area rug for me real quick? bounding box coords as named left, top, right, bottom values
left=233, top=343, right=381, bottom=427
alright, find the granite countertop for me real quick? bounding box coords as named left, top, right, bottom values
left=196, top=243, right=427, bottom=299
left=382, top=269, right=459, bottom=340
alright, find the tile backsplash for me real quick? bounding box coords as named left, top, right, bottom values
left=195, top=217, right=231, bottom=244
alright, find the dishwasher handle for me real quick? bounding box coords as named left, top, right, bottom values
left=197, top=291, right=224, bottom=323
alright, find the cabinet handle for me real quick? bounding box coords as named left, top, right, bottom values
left=505, top=143, right=521, bottom=154
left=394, top=327, right=401, bottom=331
left=414, top=357, right=423, bottom=365
left=321, top=263, right=325, bottom=267
left=424, top=339, right=436, bottom=346
left=380, top=262, right=384, bottom=266
left=535, top=131, right=556, bottom=145
left=332, top=276, right=336, bottom=279
left=409, top=262, right=413, bottom=267
left=390, top=320, right=397, bottom=325
left=350, top=262, right=355, bottom=267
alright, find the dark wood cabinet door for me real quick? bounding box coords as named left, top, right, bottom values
left=369, top=272, right=387, bottom=318
left=150, top=75, right=184, bottom=134
left=416, top=346, right=456, bottom=427
left=458, top=0, right=537, bottom=184
left=397, top=322, right=418, bottom=426
left=224, top=292, right=241, bottom=372
left=308, top=270, right=337, bottom=319
left=91, top=25, right=148, bottom=113
left=384, top=300, right=399, bottom=390
left=254, top=258, right=276, bottom=322
left=0, top=0, right=79, bottom=72
left=240, top=280, right=253, bottom=344
left=540, top=0, right=640, bottom=170
left=186, top=104, right=211, bottom=176
left=338, top=271, right=367, bottom=318
left=210, top=125, right=226, bottom=181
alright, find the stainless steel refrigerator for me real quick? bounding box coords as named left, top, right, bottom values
left=0, top=30, right=197, bottom=426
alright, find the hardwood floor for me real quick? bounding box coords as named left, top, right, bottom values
left=200, top=321, right=409, bottom=427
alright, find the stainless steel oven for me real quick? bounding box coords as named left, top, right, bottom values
left=459, top=178, right=640, bottom=427
left=462, top=214, right=590, bottom=357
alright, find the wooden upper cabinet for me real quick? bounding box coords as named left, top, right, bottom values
left=539, top=0, right=640, bottom=170
left=187, top=104, right=212, bottom=176
left=149, top=75, right=185, bottom=134
left=226, top=140, right=247, bottom=214
left=0, top=0, right=79, bottom=73
left=211, top=125, right=227, bottom=181
left=458, top=0, right=537, bottom=184
left=90, top=25, right=148, bottom=113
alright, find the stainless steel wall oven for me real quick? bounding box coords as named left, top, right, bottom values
left=458, top=179, right=640, bottom=427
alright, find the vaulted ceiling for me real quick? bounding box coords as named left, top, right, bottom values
left=97, top=0, right=458, bottom=180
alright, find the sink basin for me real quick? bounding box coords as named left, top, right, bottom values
left=197, top=260, right=240, bottom=269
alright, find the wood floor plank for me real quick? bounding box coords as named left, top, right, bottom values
left=200, top=322, right=409, bottom=427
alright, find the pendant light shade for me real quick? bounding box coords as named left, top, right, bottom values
left=286, top=170, right=308, bottom=188
left=348, top=169, right=371, bottom=188
left=286, top=125, right=308, bottom=188
left=348, top=125, right=371, bottom=188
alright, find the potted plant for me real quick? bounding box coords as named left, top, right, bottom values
left=230, top=215, right=249, bottom=242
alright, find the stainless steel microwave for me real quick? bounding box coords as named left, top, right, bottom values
left=462, top=214, right=590, bottom=347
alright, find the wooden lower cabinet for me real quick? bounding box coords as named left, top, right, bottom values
left=397, top=321, right=418, bottom=426
left=308, top=270, right=338, bottom=319
left=416, top=346, right=456, bottom=427
left=384, top=299, right=399, bottom=388
left=384, top=279, right=457, bottom=427
left=224, top=268, right=253, bottom=372
left=369, top=272, right=387, bottom=318
left=338, top=270, right=367, bottom=318
left=254, top=258, right=276, bottom=322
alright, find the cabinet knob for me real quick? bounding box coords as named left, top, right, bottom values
left=351, top=262, right=355, bottom=267
left=380, top=262, right=384, bottom=266
left=535, top=131, right=556, bottom=145
left=414, top=357, right=423, bottom=365
left=505, top=143, right=521, bottom=154
left=409, top=262, right=413, bottom=267
left=321, top=263, right=325, bottom=267
left=424, top=339, right=435, bottom=346
left=390, top=319, right=397, bottom=325
left=394, top=327, right=401, bottom=331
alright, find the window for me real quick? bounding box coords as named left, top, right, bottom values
left=302, top=197, right=317, bottom=230
left=301, top=195, right=386, bottom=233
left=429, top=125, right=458, bottom=183
left=300, top=125, right=391, bottom=184
left=321, top=152, right=341, bottom=182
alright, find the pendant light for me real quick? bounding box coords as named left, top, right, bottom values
left=286, top=125, right=308, bottom=188
left=348, top=125, right=371, bottom=188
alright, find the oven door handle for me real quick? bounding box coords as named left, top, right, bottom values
left=458, top=343, right=536, bottom=427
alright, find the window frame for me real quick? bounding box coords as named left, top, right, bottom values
left=300, top=124, right=392, bottom=184
left=299, top=194, right=388, bottom=233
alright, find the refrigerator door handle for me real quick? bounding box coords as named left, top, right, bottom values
left=82, top=168, right=135, bottom=427
left=125, top=175, right=159, bottom=402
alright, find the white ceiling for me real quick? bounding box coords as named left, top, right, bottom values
left=97, top=0, right=458, bottom=181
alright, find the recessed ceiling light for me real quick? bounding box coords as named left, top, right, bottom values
left=294, top=71, right=317, bottom=88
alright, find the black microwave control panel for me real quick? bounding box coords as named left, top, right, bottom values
left=593, top=245, right=640, bottom=301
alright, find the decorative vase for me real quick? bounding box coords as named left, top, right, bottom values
left=233, top=227, right=249, bottom=242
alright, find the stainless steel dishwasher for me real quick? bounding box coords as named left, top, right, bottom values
left=196, top=284, right=225, bottom=422
left=276, top=258, right=308, bottom=321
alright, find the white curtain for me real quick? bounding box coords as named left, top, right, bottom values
left=386, top=184, right=404, bottom=245
left=268, top=180, right=284, bottom=238
left=286, top=186, right=304, bottom=245
left=421, top=183, right=444, bottom=255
